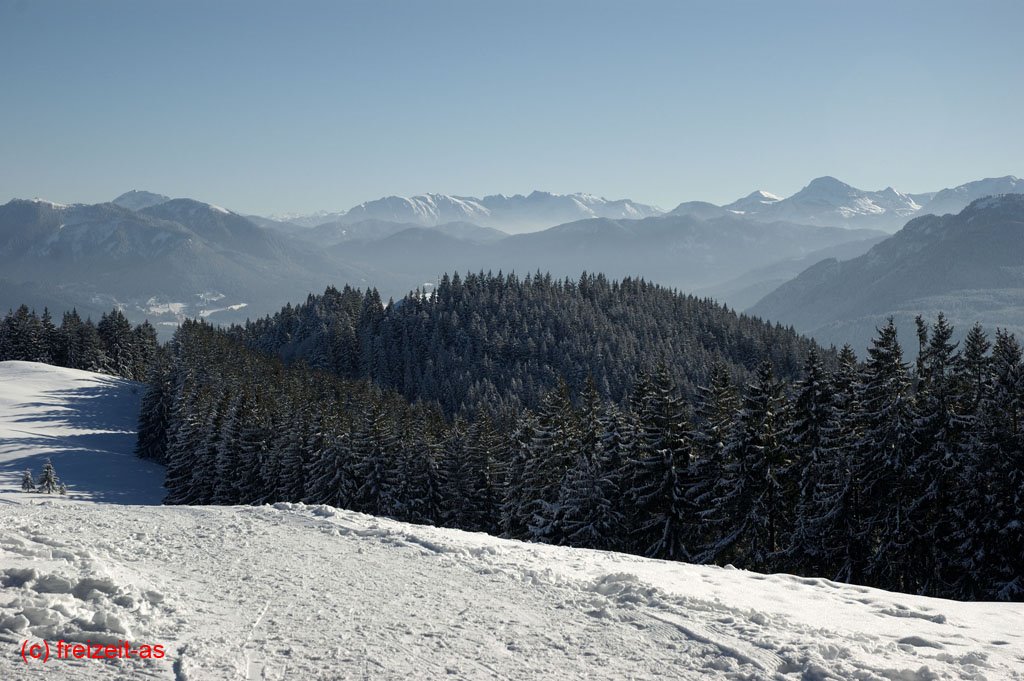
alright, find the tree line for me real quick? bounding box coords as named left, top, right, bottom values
left=141, top=310, right=1023, bottom=601
left=0, top=304, right=160, bottom=381
left=233, top=272, right=822, bottom=417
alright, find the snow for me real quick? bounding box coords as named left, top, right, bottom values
left=29, top=198, right=69, bottom=209
left=144, top=300, right=187, bottom=316
left=0, top=362, right=165, bottom=506
left=2, top=362, right=1023, bottom=680
left=198, top=303, right=248, bottom=317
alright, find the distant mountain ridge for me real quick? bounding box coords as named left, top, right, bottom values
left=277, top=191, right=664, bottom=233
left=0, top=197, right=362, bottom=334
left=0, top=191, right=883, bottom=336
left=116, top=174, right=1024, bottom=235
left=918, top=176, right=1024, bottom=217
left=2, top=173, right=1021, bottom=344
left=672, top=175, right=1023, bottom=232
left=749, top=193, right=1024, bottom=350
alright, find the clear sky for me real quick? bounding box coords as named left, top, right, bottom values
left=2, top=0, right=1022, bottom=215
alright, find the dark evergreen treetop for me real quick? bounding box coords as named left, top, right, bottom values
left=235, top=271, right=825, bottom=417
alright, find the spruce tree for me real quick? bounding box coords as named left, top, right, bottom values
left=810, top=345, right=866, bottom=583
left=978, top=330, right=1024, bottom=599
left=352, top=402, right=400, bottom=517
left=626, top=365, right=694, bottom=560
left=785, top=348, right=835, bottom=575
left=856, top=319, right=920, bottom=592
left=97, top=308, right=137, bottom=378
left=557, top=449, right=623, bottom=550
left=499, top=412, right=537, bottom=540
left=38, top=459, right=60, bottom=494
left=522, top=382, right=577, bottom=543
left=910, top=314, right=964, bottom=593
left=950, top=325, right=993, bottom=598
left=701, top=361, right=789, bottom=570
left=690, top=362, right=739, bottom=550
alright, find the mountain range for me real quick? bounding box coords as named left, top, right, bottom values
left=0, top=197, right=367, bottom=334
left=1, top=173, right=1021, bottom=342
left=671, top=175, right=1024, bottom=232
left=749, top=193, right=1024, bottom=351
left=275, top=191, right=664, bottom=234
left=276, top=175, right=1023, bottom=234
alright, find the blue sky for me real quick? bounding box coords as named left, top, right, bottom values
left=1, top=0, right=1021, bottom=215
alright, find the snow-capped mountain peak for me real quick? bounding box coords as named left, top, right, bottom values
left=734, top=176, right=924, bottom=228
left=723, top=189, right=781, bottom=213
left=284, top=191, right=664, bottom=233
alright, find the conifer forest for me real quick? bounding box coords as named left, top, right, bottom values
left=19, top=272, right=1010, bottom=602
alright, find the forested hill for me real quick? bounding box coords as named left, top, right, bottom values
left=235, top=272, right=823, bottom=416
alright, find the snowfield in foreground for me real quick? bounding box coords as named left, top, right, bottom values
left=1, top=361, right=1023, bottom=680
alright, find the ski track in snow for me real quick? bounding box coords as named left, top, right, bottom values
left=2, top=361, right=1024, bottom=680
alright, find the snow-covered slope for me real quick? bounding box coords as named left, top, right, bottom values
left=3, top=503, right=1023, bottom=680
left=2, top=362, right=1023, bottom=680
left=0, top=361, right=165, bottom=505
left=919, top=176, right=1024, bottom=217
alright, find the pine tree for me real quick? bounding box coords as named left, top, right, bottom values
left=135, top=368, right=173, bottom=463
left=20, top=469, right=35, bottom=492
left=37, top=459, right=60, bottom=494
left=856, top=319, right=920, bottom=592
left=402, top=428, right=444, bottom=525
left=163, top=381, right=209, bottom=505
left=305, top=432, right=353, bottom=508
left=626, top=365, right=694, bottom=560
left=690, top=362, right=739, bottom=551
left=910, top=314, right=965, bottom=594
left=701, top=361, right=789, bottom=570
left=786, top=348, right=836, bottom=575
left=132, top=321, right=160, bottom=381
left=277, top=398, right=313, bottom=503
left=557, top=449, right=623, bottom=550
left=212, top=391, right=247, bottom=505
left=809, top=345, right=866, bottom=583
left=1, top=305, right=44, bottom=361
left=522, top=382, right=577, bottom=543
left=977, top=330, right=1024, bottom=599
left=352, top=402, right=400, bottom=517
left=97, top=308, right=137, bottom=378
left=39, top=307, right=57, bottom=364
left=56, top=309, right=84, bottom=368
left=950, top=325, right=993, bottom=598
left=76, top=318, right=106, bottom=372
left=499, top=412, right=537, bottom=539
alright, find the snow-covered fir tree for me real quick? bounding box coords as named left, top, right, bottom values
left=701, top=361, right=789, bottom=571
left=20, top=469, right=35, bottom=492
left=37, top=459, right=60, bottom=494
left=856, top=319, right=920, bottom=592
